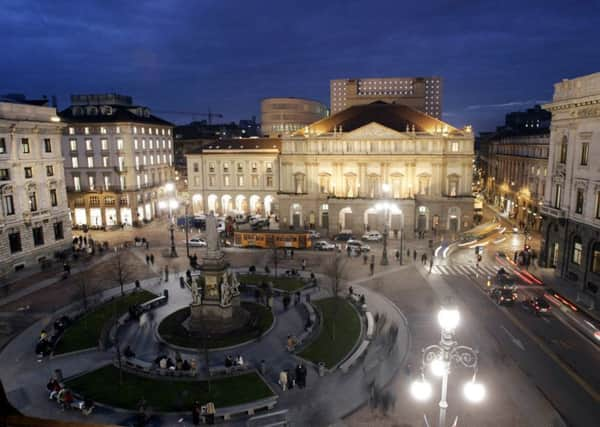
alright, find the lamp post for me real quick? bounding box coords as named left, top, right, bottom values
left=159, top=182, right=178, bottom=258
left=380, top=183, right=391, bottom=266
left=411, top=306, right=485, bottom=427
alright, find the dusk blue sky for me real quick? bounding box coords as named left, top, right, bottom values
left=2, top=0, right=600, bottom=133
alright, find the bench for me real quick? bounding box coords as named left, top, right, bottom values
left=365, top=312, right=375, bottom=340
left=303, top=301, right=317, bottom=324
left=339, top=339, right=370, bottom=373
left=348, top=293, right=367, bottom=312
left=124, top=357, right=153, bottom=372
left=201, top=396, right=278, bottom=422
left=208, top=363, right=249, bottom=377
left=139, top=295, right=168, bottom=310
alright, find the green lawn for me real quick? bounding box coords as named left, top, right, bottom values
left=238, top=273, right=306, bottom=292
left=298, top=298, right=361, bottom=369
left=158, top=302, right=273, bottom=349
left=53, top=290, right=157, bottom=355
left=66, top=364, right=273, bottom=412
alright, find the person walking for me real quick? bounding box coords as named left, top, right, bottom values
left=347, top=245, right=351, bottom=257
left=290, top=248, right=294, bottom=259
left=192, top=401, right=201, bottom=426
left=406, top=248, right=410, bottom=258
left=279, top=370, right=288, bottom=391
left=429, top=257, right=434, bottom=273
left=164, top=265, right=169, bottom=282
left=301, top=259, right=306, bottom=271
left=369, top=261, right=374, bottom=276
left=413, top=250, right=417, bottom=262
left=395, top=250, right=400, bottom=263
left=150, top=253, right=154, bottom=265
left=145, top=254, right=150, bottom=265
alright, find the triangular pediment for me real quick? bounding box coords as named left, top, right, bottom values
left=344, top=122, right=403, bottom=139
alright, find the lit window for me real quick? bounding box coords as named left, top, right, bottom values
left=68, top=127, right=75, bottom=135
left=87, top=156, right=94, bottom=168
left=72, top=157, right=79, bottom=168
left=117, top=138, right=123, bottom=150
left=134, top=139, right=139, bottom=149
left=84, top=127, right=90, bottom=135
left=100, top=127, right=107, bottom=134
left=101, top=138, right=108, bottom=150
left=85, top=138, right=92, bottom=151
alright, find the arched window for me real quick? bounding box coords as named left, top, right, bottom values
left=294, top=173, right=305, bottom=194
left=590, top=242, right=600, bottom=273
left=572, top=235, right=583, bottom=265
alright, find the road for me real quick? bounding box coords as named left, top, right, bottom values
left=438, top=226, right=600, bottom=427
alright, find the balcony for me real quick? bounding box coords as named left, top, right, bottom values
left=114, top=166, right=128, bottom=174
left=540, top=204, right=567, bottom=218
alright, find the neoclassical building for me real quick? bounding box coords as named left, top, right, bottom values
left=540, top=73, right=600, bottom=306
left=1, top=97, right=71, bottom=276
left=59, top=94, right=174, bottom=227
left=187, top=102, right=474, bottom=236
left=484, top=129, right=549, bottom=231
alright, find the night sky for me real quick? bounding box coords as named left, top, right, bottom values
left=2, top=0, right=600, bottom=133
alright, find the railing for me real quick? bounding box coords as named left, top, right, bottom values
left=540, top=204, right=566, bottom=218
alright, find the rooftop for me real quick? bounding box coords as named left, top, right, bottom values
left=294, top=101, right=458, bottom=136
left=188, top=138, right=281, bottom=154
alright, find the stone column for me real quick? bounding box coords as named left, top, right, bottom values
left=358, top=163, right=367, bottom=197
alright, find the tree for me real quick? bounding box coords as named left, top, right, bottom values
left=326, top=253, right=347, bottom=341
left=105, top=247, right=135, bottom=296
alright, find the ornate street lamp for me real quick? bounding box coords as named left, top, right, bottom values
left=159, top=182, right=179, bottom=258
left=378, top=183, right=391, bottom=265
left=411, top=306, right=485, bottom=427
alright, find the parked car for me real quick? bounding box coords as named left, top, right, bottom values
left=334, top=231, right=354, bottom=241
left=346, top=239, right=370, bottom=252
left=187, top=237, right=207, bottom=247
left=234, top=214, right=248, bottom=224
left=521, top=297, right=551, bottom=315
left=314, top=240, right=336, bottom=251
left=308, top=230, right=321, bottom=239
left=361, top=231, right=383, bottom=241
left=250, top=218, right=269, bottom=230
left=490, top=287, right=517, bottom=305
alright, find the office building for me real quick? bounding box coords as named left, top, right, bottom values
left=330, top=77, right=442, bottom=118
left=261, top=98, right=328, bottom=137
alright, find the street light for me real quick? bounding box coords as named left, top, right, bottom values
left=410, top=305, right=484, bottom=427
left=160, top=182, right=179, bottom=258
left=378, top=183, right=391, bottom=265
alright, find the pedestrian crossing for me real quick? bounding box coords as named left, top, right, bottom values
left=431, top=263, right=503, bottom=277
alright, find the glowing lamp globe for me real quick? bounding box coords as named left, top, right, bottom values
left=464, top=381, right=486, bottom=403
left=410, top=379, right=432, bottom=401
left=438, top=307, right=460, bottom=331
left=430, top=358, right=448, bottom=377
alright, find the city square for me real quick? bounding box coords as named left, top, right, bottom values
left=2, top=1, right=600, bottom=427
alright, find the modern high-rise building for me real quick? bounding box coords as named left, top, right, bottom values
left=330, top=77, right=442, bottom=118
left=0, top=95, right=72, bottom=276
left=59, top=94, right=174, bottom=228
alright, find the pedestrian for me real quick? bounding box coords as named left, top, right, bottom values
left=291, top=248, right=294, bottom=259
left=279, top=370, right=288, bottom=391
left=423, top=254, right=427, bottom=265
left=145, top=254, right=150, bottom=265
left=413, top=250, right=417, bottom=261
left=407, top=248, right=410, bottom=258
left=205, top=402, right=215, bottom=425
left=363, top=253, right=368, bottom=264
left=347, top=246, right=351, bottom=257
left=370, top=262, right=374, bottom=275
left=295, top=291, right=301, bottom=306
left=150, top=253, right=154, bottom=265
left=421, top=253, right=426, bottom=265
left=395, top=250, right=400, bottom=262
left=429, top=258, right=434, bottom=273
left=349, top=285, right=354, bottom=295
left=164, top=265, right=169, bottom=282
left=302, top=259, right=306, bottom=271
left=192, top=401, right=201, bottom=426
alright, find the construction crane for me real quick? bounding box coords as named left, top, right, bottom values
left=153, top=108, right=223, bottom=124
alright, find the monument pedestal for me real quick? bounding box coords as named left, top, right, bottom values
left=188, top=302, right=250, bottom=335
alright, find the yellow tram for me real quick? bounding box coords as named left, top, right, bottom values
left=234, top=230, right=312, bottom=249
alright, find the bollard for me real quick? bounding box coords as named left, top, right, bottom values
left=318, top=362, right=325, bottom=377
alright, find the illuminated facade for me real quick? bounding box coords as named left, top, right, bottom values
left=0, top=98, right=71, bottom=275
left=330, top=77, right=442, bottom=118
left=540, top=73, right=600, bottom=306
left=60, top=94, right=174, bottom=227
left=188, top=102, right=474, bottom=237
left=484, top=130, right=549, bottom=231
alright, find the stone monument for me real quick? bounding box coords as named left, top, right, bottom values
left=188, top=213, right=248, bottom=334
